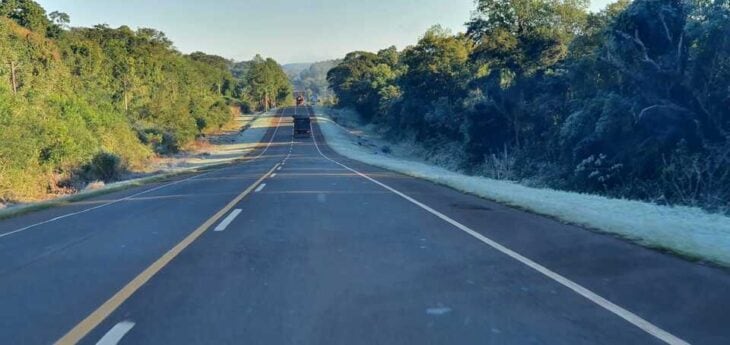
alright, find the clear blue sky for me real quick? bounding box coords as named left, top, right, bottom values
left=38, top=0, right=616, bottom=64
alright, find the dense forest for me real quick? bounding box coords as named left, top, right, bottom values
left=233, top=56, right=293, bottom=112
left=327, top=0, right=730, bottom=212
left=0, top=0, right=291, bottom=202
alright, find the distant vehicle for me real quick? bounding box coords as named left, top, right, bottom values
left=294, top=91, right=306, bottom=106
left=293, top=116, right=310, bottom=137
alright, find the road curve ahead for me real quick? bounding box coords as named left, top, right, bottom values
left=0, top=106, right=729, bottom=345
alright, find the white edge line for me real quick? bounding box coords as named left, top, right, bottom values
left=214, top=209, right=242, bottom=232
left=254, top=183, right=266, bottom=193
left=0, top=111, right=286, bottom=240
left=306, top=108, right=689, bottom=345
left=0, top=172, right=206, bottom=240
left=96, top=320, right=135, bottom=345
left=270, top=173, right=277, bottom=178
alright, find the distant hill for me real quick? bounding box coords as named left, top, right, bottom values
left=282, top=63, right=312, bottom=78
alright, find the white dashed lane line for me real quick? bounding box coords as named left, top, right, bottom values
left=96, top=320, right=135, bottom=345
left=214, top=209, right=242, bottom=232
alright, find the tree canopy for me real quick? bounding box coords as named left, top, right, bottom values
left=328, top=0, right=730, bottom=212
left=0, top=0, right=292, bottom=202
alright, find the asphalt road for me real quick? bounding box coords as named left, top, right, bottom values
left=1, top=106, right=729, bottom=345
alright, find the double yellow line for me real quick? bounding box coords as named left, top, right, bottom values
left=56, top=162, right=280, bottom=344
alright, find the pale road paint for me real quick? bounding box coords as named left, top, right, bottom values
left=56, top=163, right=280, bottom=345
left=0, top=110, right=285, bottom=241
left=426, top=307, right=452, bottom=316
left=0, top=172, right=208, bottom=240
left=277, top=167, right=282, bottom=171
left=254, top=184, right=267, bottom=193
left=270, top=173, right=277, bottom=178
left=214, top=209, right=243, bottom=232
left=53, top=135, right=284, bottom=345
left=307, top=108, right=689, bottom=345
left=95, top=321, right=134, bottom=345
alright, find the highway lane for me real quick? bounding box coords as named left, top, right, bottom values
left=1, top=106, right=729, bottom=344
left=0, top=109, right=290, bottom=344
left=304, top=108, right=730, bottom=344
left=71, top=106, right=729, bottom=344
left=308, top=110, right=730, bottom=343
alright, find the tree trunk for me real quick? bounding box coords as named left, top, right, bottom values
left=513, top=89, right=525, bottom=149
left=514, top=115, right=520, bottom=149
left=10, top=61, right=17, bottom=95
left=124, top=90, right=128, bottom=112
left=123, top=80, right=130, bottom=112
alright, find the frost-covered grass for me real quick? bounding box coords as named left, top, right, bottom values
left=314, top=107, right=730, bottom=267
left=323, top=107, right=467, bottom=171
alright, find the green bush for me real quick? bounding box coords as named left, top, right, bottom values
left=84, top=151, right=125, bottom=182
left=159, top=132, right=181, bottom=154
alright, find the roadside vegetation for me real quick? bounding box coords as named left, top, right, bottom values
left=0, top=0, right=291, bottom=203
left=327, top=0, right=730, bottom=213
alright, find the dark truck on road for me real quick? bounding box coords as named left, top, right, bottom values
left=292, top=91, right=310, bottom=136
left=293, top=116, right=311, bottom=137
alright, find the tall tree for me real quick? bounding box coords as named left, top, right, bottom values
left=0, top=0, right=50, bottom=35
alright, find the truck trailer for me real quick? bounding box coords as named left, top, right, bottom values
left=293, top=116, right=311, bottom=137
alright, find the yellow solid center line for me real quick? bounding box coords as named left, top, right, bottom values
left=55, top=162, right=281, bottom=345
